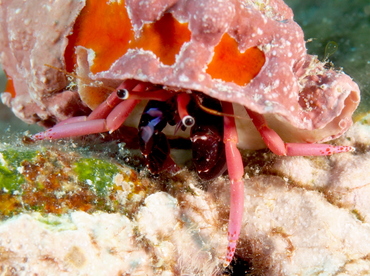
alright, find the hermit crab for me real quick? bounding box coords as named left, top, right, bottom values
left=0, top=0, right=360, bottom=268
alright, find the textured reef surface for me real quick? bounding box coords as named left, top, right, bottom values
left=0, top=116, right=370, bottom=274
left=1, top=0, right=370, bottom=275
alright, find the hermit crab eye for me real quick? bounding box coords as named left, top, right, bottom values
left=182, top=115, right=195, bottom=128
left=116, top=89, right=129, bottom=99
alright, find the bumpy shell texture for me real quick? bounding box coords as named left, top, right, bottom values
left=0, top=0, right=360, bottom=143
left=0, top=0, right=87, bottom=126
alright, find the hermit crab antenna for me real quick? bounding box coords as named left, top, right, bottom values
left=194, top=96, right=245, bottom=120
left=44, top=64, right=116, bottom=92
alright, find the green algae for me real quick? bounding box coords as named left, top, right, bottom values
left=324, top=41, right=339, bottom=61
left=73, top=157, right=120, bottom=196
left=0, top=148, right=38, bottom=193
left=36, top=213, right=78, bottom=231
left=0, top=144, right=146, bottom=218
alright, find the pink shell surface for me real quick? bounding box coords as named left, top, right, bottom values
left=0, top=0, right=360, bottom=143
left=0, top=0, right=86, bottom=126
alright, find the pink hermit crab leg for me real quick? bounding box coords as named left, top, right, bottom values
left=87, top=92, right=122, bottom=120
left=222, top=101, right=245, bottom=267
left=33, top=80, right=176, bottom=140
left=89, top=86, right=172, bottom=122
left=54, top=115, right=88, bottom=127
left=33, top=119, right=107, bottom=140
left=87, top=79, right=139, bottom=120
left=105, top=99, right=141, bottom=132
left=33, top=99, right=140, bottom=140
left=131, top=81, right=153, bottom=92
left=127, top=89, right=174, bottom=101
left=245, top=108, right=354, bottom=156
left=104, top=89, right=176, bottom=132
left=285, top=143, right=354, bottom=155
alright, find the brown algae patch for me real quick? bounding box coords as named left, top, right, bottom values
left=0, top=145, right=152, bottom=218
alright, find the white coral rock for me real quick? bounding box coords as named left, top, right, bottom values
left=2, top=118, right=370, bottom=275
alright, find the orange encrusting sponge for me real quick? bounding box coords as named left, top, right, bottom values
left=65, top=1, right=264, bottom=86
left=64, top=0, right=133, bottom=73
left=130, top=13, right=191, bottom=66
left=207, top=33, right=265, bottom=86
left=65, top=0, right=191, bottom=73
left=5, top=78, right=16, bottom=98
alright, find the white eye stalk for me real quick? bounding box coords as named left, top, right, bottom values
left=182, top=115, right=195, bottom=128
left=116, top=89, right=129, bottom=100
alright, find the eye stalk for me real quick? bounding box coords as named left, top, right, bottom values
left=116, top=89, right=129, bottom=100
left=182, top=115, right=195, bottom=128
